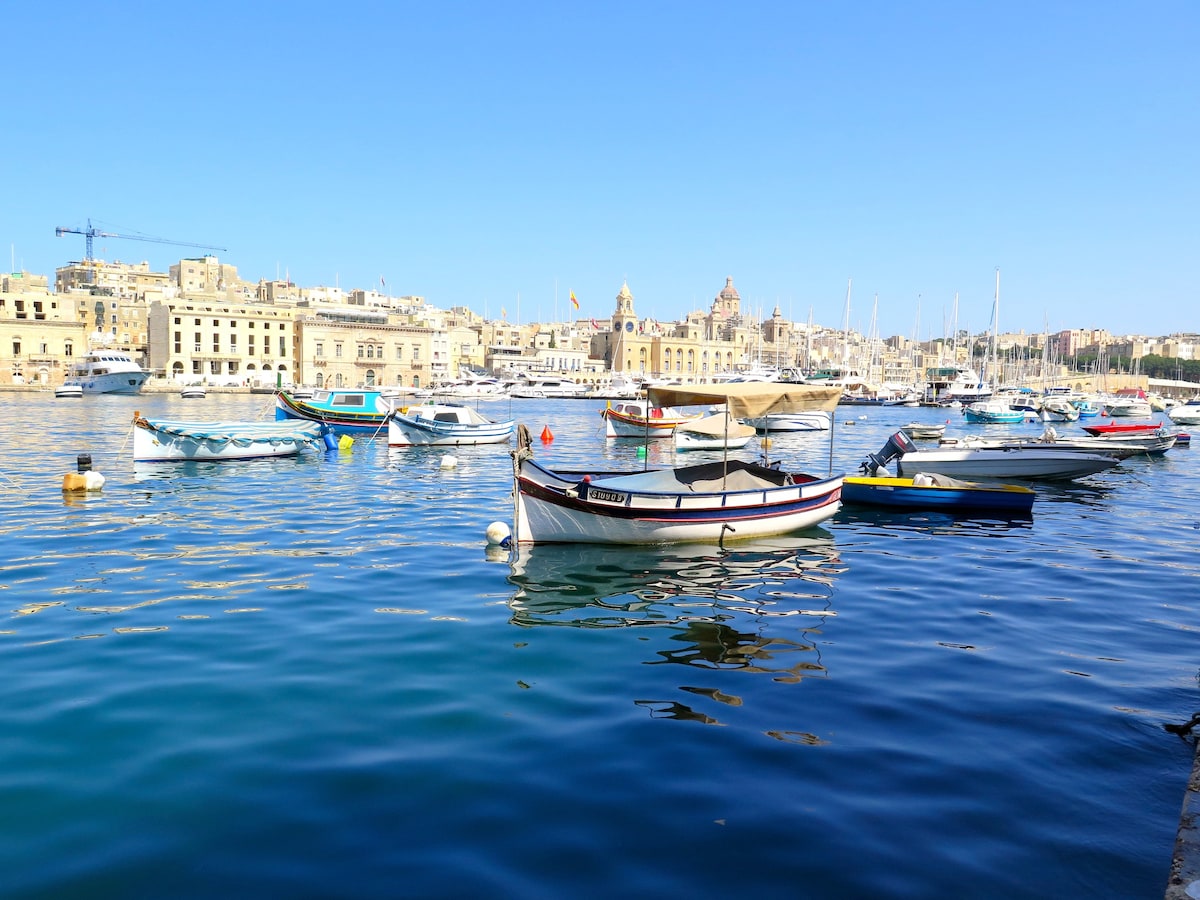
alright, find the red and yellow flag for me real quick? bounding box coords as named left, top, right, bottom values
left=570, top=291, right=579, bottom=310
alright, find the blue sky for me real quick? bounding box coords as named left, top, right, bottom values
left=4, top=2, right=1195, bottom=340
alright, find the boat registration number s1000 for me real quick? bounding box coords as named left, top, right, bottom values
left=588, top=488, right=625, bottom=504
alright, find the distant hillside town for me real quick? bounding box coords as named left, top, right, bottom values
left=1, top=254, right=1197, bottom=397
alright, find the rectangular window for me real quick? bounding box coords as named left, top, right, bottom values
left=213, top=335, right=220, bottom=352
left=174, top=332, right=182, bottom=353
left=279, top=337, right=285, bottom=356
left=335, top=344, right=343, bottom=358
left=316, top=343, right=324, bottom=357
left=194, top=333, right=202, bottom=352
left=395, top=344, right=403, bottom=360
left=412, top=346, right=420, bottom=362
left=11, top=341, right=20, bottom=356
left=249, top=338, right=255, bottom=356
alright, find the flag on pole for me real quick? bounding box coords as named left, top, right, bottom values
left=501, top=307, right=507, bottom=319
left=380, top=275, right=385, bottom=287
left=570, top=291, right=579, bottom=310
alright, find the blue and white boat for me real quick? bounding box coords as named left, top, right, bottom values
left=388, top=402, right=515, bottom=446
left=133, top=415, right=329, bottom=462
left=962, top=400, right=1026, bottom=424
left=841, top=473, right=1035, bottom=514
left=275, top=388, right=397, bottom=434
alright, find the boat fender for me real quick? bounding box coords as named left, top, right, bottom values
left=62, top=470, right=105, bottom=493
left=440, top=454, right=458, bottom=469
left=338, top=434, right=354, bottom=451
left=321, top=427, right=339, bottom=451
left=485, top=521, right=511, bottom=547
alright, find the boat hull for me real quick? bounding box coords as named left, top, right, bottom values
left=275, top=390, right=394, bottom=434
left=744, top=411, right=832, bottom=432
left=842, top=475, right=1035, bottom=513
left=895, top=448, right=1118, bottom=481
left=515, top=456, right=842, bottom=544
left=133, top=418, right=326, bottom=462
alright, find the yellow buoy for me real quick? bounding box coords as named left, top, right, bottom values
left=338, top=434, right=354, bottom=450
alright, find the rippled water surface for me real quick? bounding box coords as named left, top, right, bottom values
left=2, top=392, right=1197, bottom=898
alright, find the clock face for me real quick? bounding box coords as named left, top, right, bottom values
left=625, top=321, right=634, bottom=332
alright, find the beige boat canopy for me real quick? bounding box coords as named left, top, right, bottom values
left=646, top=382, right=841, bottom=419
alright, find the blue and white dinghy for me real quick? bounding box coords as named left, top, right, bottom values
left=388, top=402, right=514, bottom=446
left=132, top=415, right=329, bottom=462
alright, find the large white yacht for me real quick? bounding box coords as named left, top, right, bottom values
left=60, top=348, right=150, bottom=395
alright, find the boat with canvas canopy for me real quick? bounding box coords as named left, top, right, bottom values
left=510, top=383, right=844, bottom=544
left=132, top=415, right=328, bottom=462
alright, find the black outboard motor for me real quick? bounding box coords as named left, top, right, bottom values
left=860, top=430, right=917, bottom=475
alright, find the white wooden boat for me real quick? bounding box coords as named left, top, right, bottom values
left=511, top=383, right=844, bottom=544
left=672, top=411, right=756, bottom=451
left=900, top=422, right=946, bottom=440
left=133, top=415, right=328, bottom=462
left=387, top=403, right=514, bottom=446
left=862, top=431, right=1120, bottom=481
left=602, top=398, right=701, bottom=438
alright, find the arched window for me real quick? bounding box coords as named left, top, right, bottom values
left=365, top=369, right=376, bottom=386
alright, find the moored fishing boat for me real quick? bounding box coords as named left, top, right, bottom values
left=275, top=388, right=397, bottom=433
left=132, top=415, right=329, bottom=462
left=387, top=402, right=514, bottom=446
left=601, top=398, right=701, bottom=438
left=841, top=473, right=1035, bottom=514
left=511, top=382, right=844, bottom=544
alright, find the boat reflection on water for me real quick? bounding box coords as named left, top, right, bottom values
left=507, top=531, right=845, bottom=688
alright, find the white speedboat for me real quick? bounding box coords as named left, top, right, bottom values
left=180, top=384, right=207, bottom=399
left=510, top=377, right=589, bottom=398
left=862, top=431, right=1120, bottom=481
left=387, top=403, right=514, bottom=446
left=1168, top=400, right=1200, bottom=425
left=54, top=383, right=84, bottom=398
left=62, top=349, right=150, bottom=394
left=743, top=410, right=832, bottom=432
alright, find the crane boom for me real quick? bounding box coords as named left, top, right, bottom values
left=55, top=218, right=227, bottom=261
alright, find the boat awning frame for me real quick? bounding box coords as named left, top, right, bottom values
left=645, top=382, right=841, bottom=419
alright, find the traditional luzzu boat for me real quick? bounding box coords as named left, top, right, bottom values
left=601, top=398, right=701, bottom=438
left=387, top=402, right=515, bottom=446
left=841, top=473, right=1035, bottom=514
left=275, top=388, right=397, bottom=434
left=861, top=430, right=1120, bottom=481
left=132, top=415, right=330, bottom=462
left=510, top=383, right=844, bottom=545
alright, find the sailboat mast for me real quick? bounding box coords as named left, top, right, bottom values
left=991, top=268, right=1001, bottom=388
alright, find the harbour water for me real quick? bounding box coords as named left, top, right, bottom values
left=1, top=392, right=1196, bottom=898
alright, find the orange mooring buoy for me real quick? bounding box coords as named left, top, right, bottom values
left=541, top=425, right=554, bottom=443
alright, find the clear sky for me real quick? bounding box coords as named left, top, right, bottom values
left=4, top=2, right=1196, bottom=341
